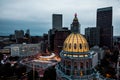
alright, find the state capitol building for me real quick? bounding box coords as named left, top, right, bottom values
left=56, top=14, right=99, bottom=80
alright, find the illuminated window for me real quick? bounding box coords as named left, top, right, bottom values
left=80, top=71, right=84, bottom=76
left=79, top=55, right=84, bottom=57
left=79, top=44, right=82, bottom=49
left=64, top=54, right=66, bottom=56
left=67, top=54, right=71, bottom=57
left=84, top=54, right=88, bottom=57
left=73, top=55, right=78, bottom=57
left=69, top=54, right=72, bottom=57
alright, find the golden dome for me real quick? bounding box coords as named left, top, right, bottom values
left=63, top=33, right=89, bottom=52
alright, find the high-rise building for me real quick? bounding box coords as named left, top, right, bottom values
left=15, top=30, right=24, bottom=39
left=52, top=14, right=62, bottom=30
left=56, top=14, right=99, bottom=80
left=48, top=14, right=63, bottom=51
left=15, top=30, right=24, bottom=43
left=48, top=29, right=56, bottom=51
left=54, top=28, right=70, bottom=55
left=25, top=29, right=30, bottom=38
left=85, top=27, right=99, bottom=47
left=48, top=14, right=70, bottom=53
left=48, top=28, right=71, bottom=53
left=97, top=7, right=113, bottom=49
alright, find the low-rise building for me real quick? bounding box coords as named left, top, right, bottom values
left=90, top=46, right=104, bottom=62
left=11, top=43, right=40, bottom=57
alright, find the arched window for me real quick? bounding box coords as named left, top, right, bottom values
left=79, top=44, right=82, bottom=49
left=66, top=69, right=70, bottom=75
left=86, top=61, right=89, bottom=68
left=74, top=62, right=77, bottom=69
left=68, top=61, right=71, bottom=68
left=69, top=43, right=71, bottom=49
left=74, top=44, right=77, bottom=49
left=66, top=60, right=71, bottom=68
left=80, top=62, right=84, bottom=69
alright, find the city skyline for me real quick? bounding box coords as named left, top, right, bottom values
left=0, top=0, right=120, bottom=36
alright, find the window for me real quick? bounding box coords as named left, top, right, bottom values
left=84, top=54, right=88, bottom=57
left=73, top=55, right=78, bottom=57
left=74, top=70, right=77, bottom=76
left=64, top=54, right=66, bottom=56
left=80, top=62, right=84, bottom=69
left=66, top=70, right=70, bottom=75
left=79, top=55, right=84, bottom=57
left=80, top=71, right=84, bottom=76
left=86, top=61, right=89, bottom=68
left=74, top=62, right=77, bottom=69
left=74, top=44, right=77, bottom=49
left=67, top=54, right=72, bottom=57
left=69, top=43, right=71, bottom=49
left=79, top=44, right=82, bottom=49
left=68, top=61, right=71, bottom=68
left=66, top=60, right=71, bottom=68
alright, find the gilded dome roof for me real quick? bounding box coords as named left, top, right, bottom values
left=63, top=33, right=89, bottom=52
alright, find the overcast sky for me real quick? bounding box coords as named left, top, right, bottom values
left=0, top=0, right=120, bottom=36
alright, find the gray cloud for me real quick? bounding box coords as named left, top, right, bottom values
left=0, top=0, right=120, bottom=36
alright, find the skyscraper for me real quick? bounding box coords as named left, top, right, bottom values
left=52, top=14, right=62, bottom=30
left=15, top=30, right=24, bottom=43
left=15, top=30, right=24, bottom=39
left=54, top=28, right=70, bottom=55
left=48, top=14, right=62, bottom=51
left=97, top=7, right=113, bottom=49
left=85, top=27, right=99, bottom=47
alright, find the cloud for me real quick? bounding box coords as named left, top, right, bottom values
left=0, top=0, right=120, bottom=36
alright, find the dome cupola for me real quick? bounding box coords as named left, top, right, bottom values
left=63, top=33, right=89, bottom=53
